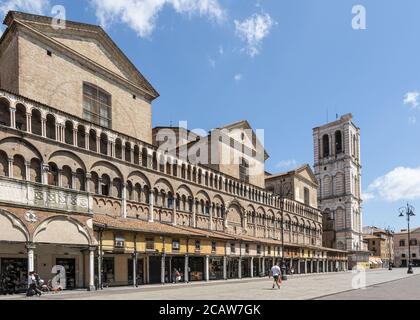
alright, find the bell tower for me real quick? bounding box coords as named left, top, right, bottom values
left=313, top=114, right=363, bottom=252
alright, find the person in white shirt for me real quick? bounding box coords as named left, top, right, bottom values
left=270, top=263, right=282, bottom=289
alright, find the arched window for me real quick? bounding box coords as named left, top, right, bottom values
left=89, top=129, right=97, bottom=152
left=133, top=145, right=140, bottom=165
left=0, top=98, right=11, bottom=126
left=61, top=165, right=72, bottom=189
left=101, top=174, right=110, bottom=196
left=100, top=133, right=108, bottom=155
left=77, top=125, right=86, bottom=148
left=115, top=139, right=122, bottom=159
left=15, top=104, right=27, bottom=131
left=13, top=155, right=25, bottom=180
left=65, top=121, right=74, bottom=145
left=48, top=162, right=59, bottom=186
left=74, top=169, right=85, bottom=191
left=125, top=142, right=131, bottom=162
left=335, top=131, right=343, bottom=154
left=322, top=135, right=329, bottom=157
left=46, top=114, right=56, bottom=140
left=83, top=82, right=112, bottom=128
left=31, top=109, right=42, bottom=136
left=141, top=148, right=148, bottom=167
left=0, top=150, right=8, bottom=176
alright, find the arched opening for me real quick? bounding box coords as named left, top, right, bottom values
left=143, top=185, right=150, bottom=204
left=181, top=164, right=186, bottom=179
left=115, top=138, right=122, bottom=159
left=141, top=148, right=148, bottom=167
left=77, top=125, right=86, bottom=148
left=31, top=109, right=42, bottom=136
left=46, top=114, right=56, bottom=140
left=112, top=178, right=122, bottom=198
left=322, top=134, right=330, bottom=157
left=90, top=172, right=99, bottom=194
left=0, top=98, right=11, bottom=126
left=126, top=181, right=133, bottom=201
left=125, top=142, right=131, bottom=162
left=172, top=163, right=178, bottom=176
left=0, top=150, right=8, bottom=176
left=335, top=131, right=343, bottom=154
left=48, top=162, right=59, bottom=186
left=135, top=183, right=142, bottom=202
left=89, top=129, right=97, bottom=152
left=100, top=133, right=108, bottom=155
left=65, top=121, right=74, bottom=145
left=30, top=158, right=42, bottom=183
left=13, top=155, right=25, bottom=180
left=167, top=192, right=174, bottom=209
left=15, top=104, right=27, bottom=131
left=152, top=153, right=158, bottom=171
left=61, top=165, right=73, bottom=189
left=101, top=174, right=110, bottom=196
left=74, top=168, right=85, bottom=191
left=133, top=145, right=140, bottom=165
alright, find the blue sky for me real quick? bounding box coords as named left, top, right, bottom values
left=1, top=0, right=420, bottom=231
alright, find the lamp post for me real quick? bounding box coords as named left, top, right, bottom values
left=399, top=204, right=415, bottom=274
left=384, top=227, right=394, bottom=271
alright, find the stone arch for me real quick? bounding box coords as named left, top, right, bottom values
left=33, top=216, right=93, bottom=245
left=153, top=178, right=174, bottom=194
left=15, top=103, right=27, bottom=131
left=0, top=208, right=29, bottom=242
left=49, top=150, right=87, bottom=172
left=91, top=161, right=123, bottom=180
left=127, top=171, right=151, bottom=188
left=0, top=137, right=43, bottom=162
left=31, top=108, right=42, bottom=136
left=226, top=203, right=243, bottom=226
left=0, top=96, right=11, bottom=127
left=176, top=184, right=193, bottom=198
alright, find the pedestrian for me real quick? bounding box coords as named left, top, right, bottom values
left=270, top=263, right=282, bottom=290
left=27, top=271, right=42, bottom=297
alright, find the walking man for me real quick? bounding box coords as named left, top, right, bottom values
left=270, top=263, right=282, bottom=290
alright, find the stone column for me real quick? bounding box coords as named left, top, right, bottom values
left=304, top=260, right=308, bottom=274
left=98, top=178, right=103, bottom=195
left=85, top=130, right=90, bottom=150
left=223, top=256, right=227, bottom=280
left=41, top=118, right=46, bottom=137
left=297, top=259, right=301, bottom=274
left=73, top=128, right=78, bottom=147
left=192, top=199, right=197, bottom=228
left=26, top=113, right=31, bottom=133
left=89, top=247, right=95, bottom=291
left=238, top=258, right=242, bottom=279
left=209, top=204, right=213, bottom=231
left=172, top=205, right=177, bottom=226
left=184, top=255, right=189, bottom=283
left=41, top=163, right=49, bottom=185
left=95, top=133, right=100, bottom=153
left=57, top=169, right=63, bottom=188
left=310, top=260, right=314, bottom=273
left=250, top=257, right=254, bottom=278
left=323, top=260, right=326, bottom=273
left=10, top=107, right=16, bottom=129
left=205, top=255, right=209, bottom=282
left=25, top=161, right=31, bottom=181
left=85, top=173, right=91, bottom=193
left=132, top=252, right=137, bottom=287
left=161, top=254, right=166, bottom=284
left=121, top=183, right=127, bottom=218
left=149, top=191, right=154, bottom=222
left=7, top=157, right=13, bottom=178
left=27, top=243, right=35, bottom=273
left=262, top=258, right=265, bottom=275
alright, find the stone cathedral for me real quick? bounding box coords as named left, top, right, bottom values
left=313, top=114, right=364, bottom=258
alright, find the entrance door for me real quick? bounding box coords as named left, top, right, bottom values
left=241, top=258, right=251, bottom=278
left=55, top=258, right=76, bottom=290
left=253, top=258, right=259, bottom=277
left=189, top=257, right=204, bottom=281
left=149, top=256, right=161, bottom=284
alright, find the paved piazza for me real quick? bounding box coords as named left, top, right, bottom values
left=1, top=268, right=419, bottom=300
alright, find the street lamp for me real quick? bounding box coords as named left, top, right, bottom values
left=399, top=204, right=416, bottom=274
left=384, top=227, right=394, bottom=271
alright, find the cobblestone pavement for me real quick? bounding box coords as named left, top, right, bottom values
left=1, top=268, right=419, bottom=300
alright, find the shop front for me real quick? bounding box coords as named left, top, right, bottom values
left=253, top=257, right=260, bottom=277
left=128, top=257, right=145, bottom=285
left=0, top=256, right=28, bottom=293
left=226, top=257, right=239, bottom=279
left=209, top=257, right=224, bottom=280
left=241, top=258, right=252, bottom=278
left=188, top=256, right=205, bottom=281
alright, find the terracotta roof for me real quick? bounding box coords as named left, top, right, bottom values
left=93, top=215, right=199, bottom=237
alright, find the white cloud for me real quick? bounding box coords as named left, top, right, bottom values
left=218, top=45, right=224, bottom=55
left=234, top=73, right=242, bottom=81
left=0, top=0, right=50, bottom=16
left=275, top=159, right=297, bottom=169
left=366, top=166, right=420, bottom=202
left=90, top=0, right=226, bottom=38
left=234, top=12, right=275, bottom=57
left=208, top=57, right=216, bottom=68
left=404, top=91, right=420, bottom=109
left=409, top=116, right=417, bottom=125
left=362, top=192, right=375, bottom=202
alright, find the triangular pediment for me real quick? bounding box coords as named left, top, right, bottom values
left=295, top=164, right=318, bottom=185
left=4, top=11, right=159, bottom=99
